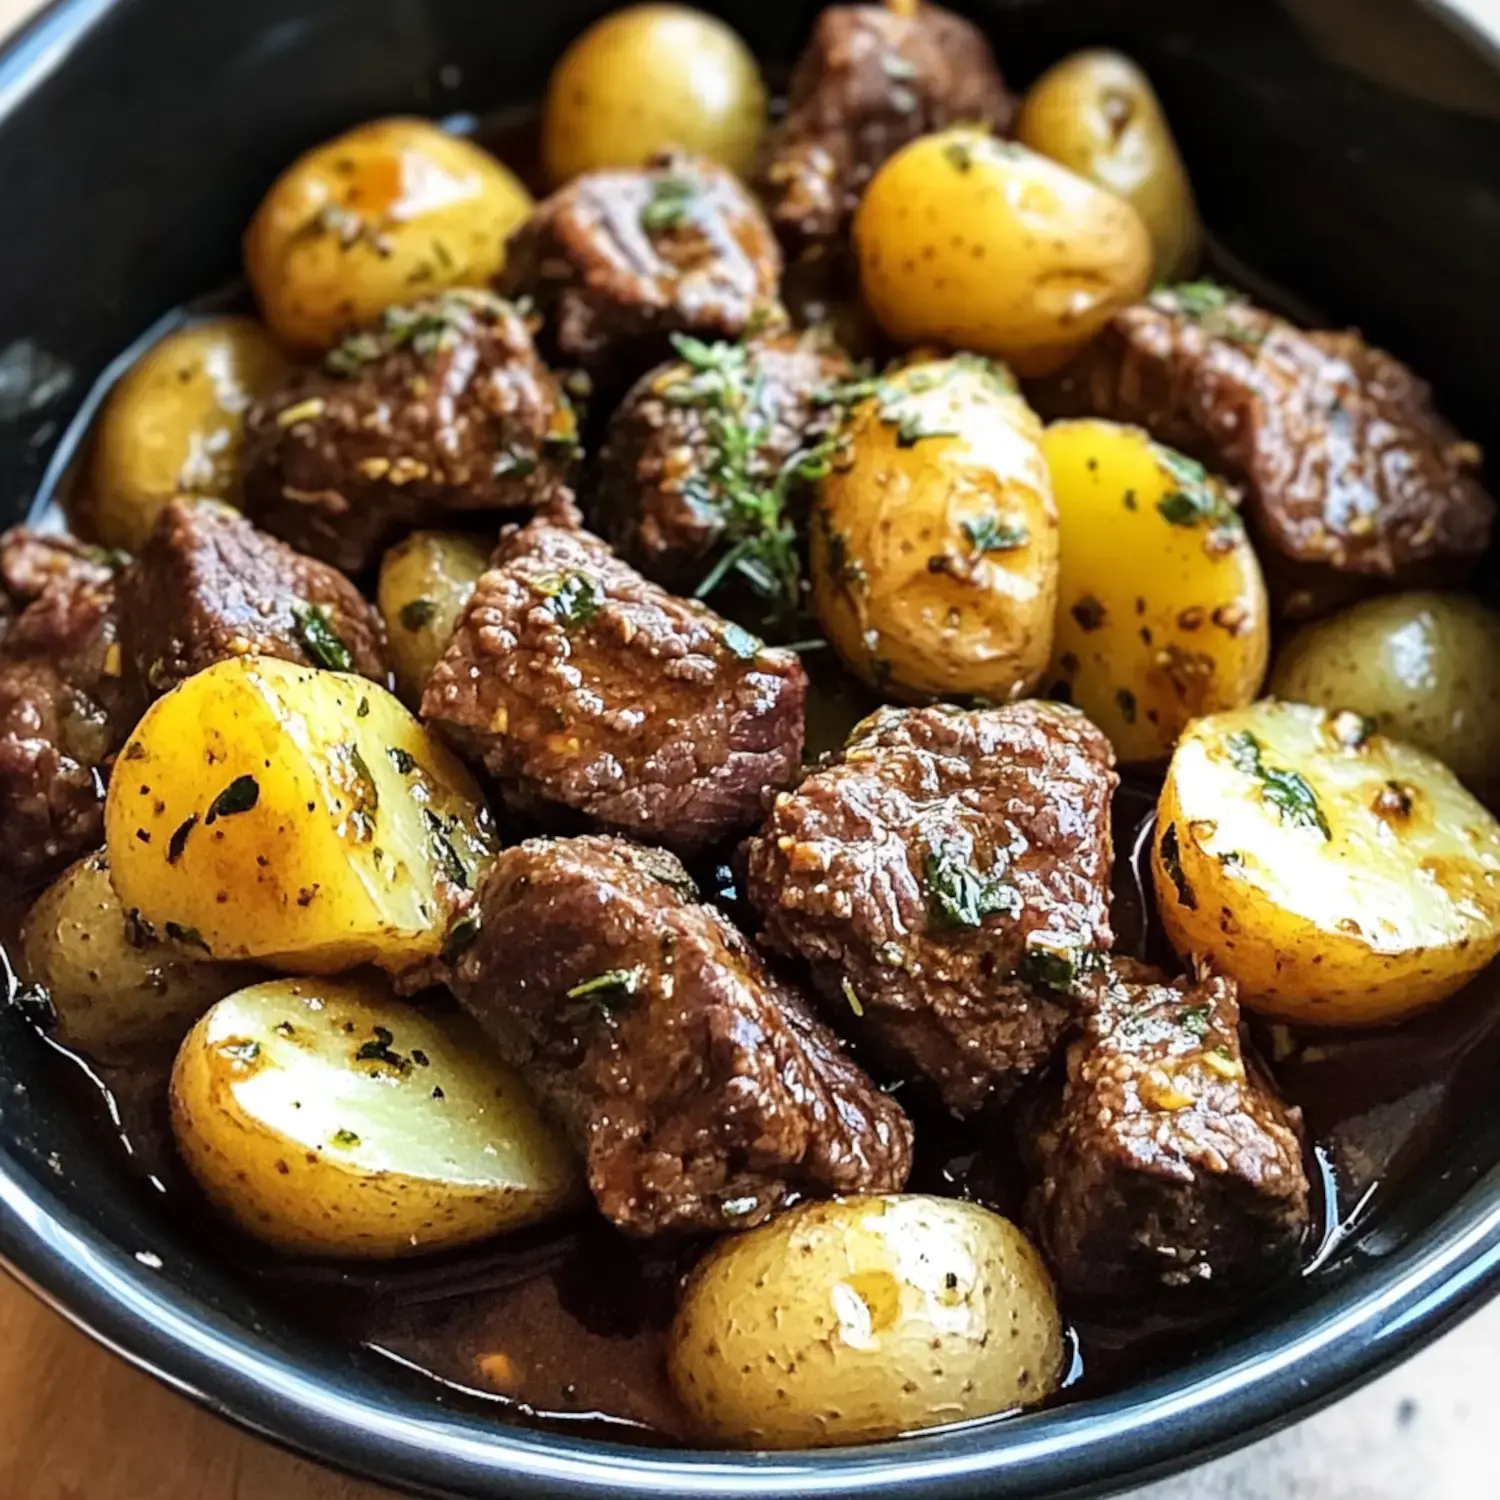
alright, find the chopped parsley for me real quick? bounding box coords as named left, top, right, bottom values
left=1179, top=1005, right=1212, bottom=1038
left=924, top=840, right=1021, bottom=930
left=1154, top=447, right=1240, bottom=533
left=535, top=570, right=603, bottom=628
left=718, top=621, right=764, bottom=660
left=841, top=977, right=865, bottom=1017
left=387, top=747, right=417, bottom=774
left=325, top=289, right=507, bottom=375
left=1020, top=943, right=1104, bottom=996
left=565, top=966, right=644, bottom=1023
left=221, top=1040, right=261, bottom=1064
left=1226, top=730, right=1330, bottom=838
left=962, top=515, right=1028, bottom=554
left=1156, top=279, right=1267, bottom=347
left=206, top=774, right=259, bottom=823
left=943, top=139, right=975, bottom=173
left=330, top=1129, right=361, bottom=1149
left=640, top=175, right=698, bottom=234
left=292, top=602, right=354, bottom=671
left=399, top=598, right=438, bottom=632
left=355, top=1025, right=410, bottom=1072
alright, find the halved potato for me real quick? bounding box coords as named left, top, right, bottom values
left=171, top=977, right=580, bottom=1257
left=1154, top=700, right=1500, bottom=1025
left=104, top=655, right=496, bottom=975
left=668, top=1195, right=1064, bottom=1449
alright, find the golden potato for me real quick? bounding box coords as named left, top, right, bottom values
left=19, top=851, right=259, bottom=1064
left=854, top=129, right=1152, bottom=377
left=1016, top=49, right=1201, bottom=283
left=244, top=117, right=533, bottom=351
left=1270, top=592, right=1500, bottom=782
left=377, top=530, right=491, bottom=707
left=668, top=1195, right=1064, bottom=1448
left=1042, top=420, right=1268, bottom=763
left=542, top=4, right=766, bottom=184
left=810, top=355, right=1058, bottom=703
left=1154, top=700, right=1500, bottom=1026
left=85, top=317, right=292, bottom=550
left=171, top=977, right=579, bottom=1257
left=104, top=656, right=496, bottom=976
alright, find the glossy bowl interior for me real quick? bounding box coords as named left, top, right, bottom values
left=3, top=1, right=1500, bottom=1496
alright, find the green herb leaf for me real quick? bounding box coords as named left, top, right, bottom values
left=535, top=570, right=603, bottom=628
left=1226, top=730, right=1330, bottom=837
left=206, top=775, right=259, bottom=824
left=399, top=598, right=438, bottom=632
left=292, top=602, right=354, bottom=671
left=640, top=176, right=698, bottom=234
left=924, top=840, right=1022, bottom=930
left=330, top=1128, right=361, bottom=1149
left=841, top=977, right=865, bottom=1017
left=222, top=1040, right=260, bottom=1063
left=1179, top=1005, right=1212, bottom=1038
left=388, top=747, right=417, bottom=774
left=1020, top=943, right=1104, bottom=996
left=962, top=515, right=1029, bottom=554
left=355, top=1024, right=411, bottom=1072
left=718, top=622, right=763, bottom=660
left=565, top=966, right=644, bottom=1024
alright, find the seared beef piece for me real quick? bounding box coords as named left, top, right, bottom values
left=0, top=563, right=140, bottom=896
left=499, top=152, right=784, bottom=387
left=1, top=530, right=120, bottom=609
left=595, top=334, right=850, bottom=600
left=1031, top=286, right=1494, bottom=597
left=1029, top=959, right=1310, bottom=1301
left=422, top=519, right=806, bottom=852
left=759, top=4, right=1015, bottom=254
left=118, top=500, right=389, bottom=694
left=241, top=289, right=576, bottom=573
left=743, top=702, right=1116, bottom=1115
left=444, top=833, right=913, bottom=1235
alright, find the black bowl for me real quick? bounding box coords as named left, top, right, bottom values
left=4, top=1, right=1500, bottom=1496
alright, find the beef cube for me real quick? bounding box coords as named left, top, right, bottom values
left=499, top=152, right=783, bottom=387
left=1029, top=959, right=1310, bottom=1300
left=743, top=702, right=1117, bottom=1114
left=443, top=833, right=913, bottom=1235
left=759, top=4, right=1015, bottom=254
left=118, top=499, right=388, bottom=695
left=242, top=289, right=576, bottom=573
left=422, top=519, right=806, bottom=852
left=1, top=529, right=120, bottom=611
left=1031, top=286, right=1494, bottom=604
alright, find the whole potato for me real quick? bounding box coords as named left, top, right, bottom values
left=244, top=117, right=534, bottom=351
left=1043, top=419, right=1268, bottom=763
left=1016, top=49, right=1201, bottom=283
left=19, top=851, right=260, bottom=1064
left=810, top=355, right=1059, bottom=703
left=86, top=317, right=292, bottom=551
left=1154, top=700, right=1500, bottom=1026
left=1270, top=592, right=1500, bottom=782
left=668, top=1195, right=1064, bottom=1448
left=377, top=531, right=491, bottom=707
left=171, top=977, right=580, bottom=1257
left=854, top=129, right=1152, bottom=377
left=543, top=5, right=766, bottom=184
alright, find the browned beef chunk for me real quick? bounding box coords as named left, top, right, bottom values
left=1, top=530, right=120, bottom=609
left=118, top=499, right=389, bottom=694
left=499, top=152, right=784, bottom=387
left=422, top=520, right=805, bottom=852
left=759, top=3, right=1015, bottom=254
left=241, top=289, right=576, bottom=573
left=743, top=702, right=1116, bottom=1115
left=594, top=334, right=850, bottom=609
left=1031, top=286, right=1494, bottom=608
left=0, top=553, right=141, bottom=896
left=443, top=833, right=913, bottom=1235
left=1028, top=959, right=1310, bottom=1301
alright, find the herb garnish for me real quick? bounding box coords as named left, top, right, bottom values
left=924, top=839, right=1021, bottom=930
left=388, top=747, right=417, bottom=774
left=841, top=977, right=865, bottom=1017
left=330, top=1129, right=361, bottom=1149
left=1154, top=447, right=1241, bottom=536
left=423, top=809, right=470, bottom=889
left=718, top=622, right=763, bottom=660
left=355, top=1025, right=411, bottom=1072
left=1156, top=279, right=1267, bottom=347
left=1180, top=1006, right=1212, bottom=1038
left=325, top=290, right=504, bottom=375
left=167, top=814, right=198, bottom=865
left=640, top=176, right=698, bottom=234
left=1020, top=943, right=1104, bottom=996
left=565, top=967, right=644, bottom=1023
left=399, top=598, right=438, bottom=632
left=962, top=515, right=1029, bottom=554
left=292, top=602, right=354, bottom=671
left=206, top=775, right=259, bottom=824
left=222, top=1040, right=261, bottom=1064
left=1226, top=730, right=1330, bottom=837
left=441, top=908, right=481, bottom=965
left=535, top=570, right=603, bottom=628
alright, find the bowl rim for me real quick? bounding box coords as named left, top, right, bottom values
left=4, top=0, right=1500, bottom=1495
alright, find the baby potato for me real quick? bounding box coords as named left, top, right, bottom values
left=85, top=317, right=292, bottom=551
left=854, top=129, right=1152, bottom=378
left=244, top=117, right=534, bottom=351
left=668, top=1195, right=1064, bottom=1449
left=1154, top=700, right=1500, bottom=1026
left=171, top=977, right=579, bottom=1257
left=543, top=5, right=766, bottom=184
left=810, top=356, right=1059, bottom=703
left=105, top=655, right=496, bottom=976
left=1043, top=420, right=1269, bottom=763
left=1270, top=592, right=1500, bottom=783
left=1016, top=49, right=1201, bottom=283
left=377, top=531, right=491, bottom=707
left=19, top=851, right=259, bottom=1064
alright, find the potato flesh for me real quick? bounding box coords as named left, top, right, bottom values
left=1043, top=419, right=1268, bottom=763
left=104, top=656, right=496, bottom=975
left=811, top=359, right=1058, bottom=702
left=1155, top=701, right=1500, bottom=1024
left=854, top=130, right=1152, bottom=377
left=667, top=1195, right=1063, bottom=1449
left=170, top=978, right=579, bottom=1257
left=377, top=530, right=490, bottom=708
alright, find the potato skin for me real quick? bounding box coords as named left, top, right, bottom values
left=1043, top=420, right=1268, bottom=763
left=1154, top=701, right=1500, bottom=1025
left=668, top=1195, right=1063, bottom=1448
left=542, top=4, right=766, bottom=184
left=170, top=977, right=580, bottom=1257
left=244, top=117, right=534, bottom=351
left=810, top=356, right=1058, bottom=703
left=85, top=317, right=292, bottom=551
left=20, top=851, right=259, bottom=1064
left=854, top=129, right=1152, bottom=377
left=1016, top=49, right=1201, bottom=283
left=1270, top=592, right=1500, bottom=782
left=104, top=656, right=496, bottom=976
left=377, top=531, right=491, bottom=708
